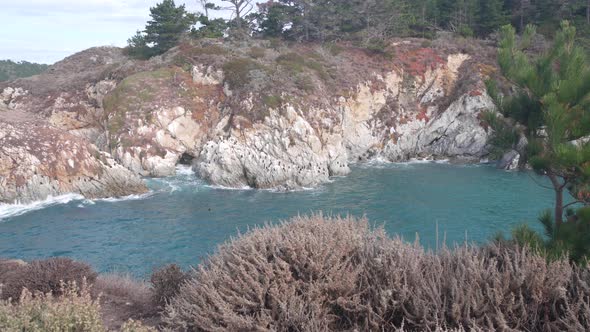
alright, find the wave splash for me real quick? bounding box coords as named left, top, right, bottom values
left=147, top=165, right=206, bottom=193
left=0, top=194, right=85, bottom=221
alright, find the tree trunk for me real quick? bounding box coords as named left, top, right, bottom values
left=235, top=6, right=241, bottom=30
left=520, top=0, right=525, bottom=31
left=548, top=173, right=564, bottom=229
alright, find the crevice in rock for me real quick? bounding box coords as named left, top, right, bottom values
left=178, top=152, right=195, bottom=165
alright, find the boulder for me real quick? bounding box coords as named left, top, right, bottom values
left=497, top=150, right=521, bottom=170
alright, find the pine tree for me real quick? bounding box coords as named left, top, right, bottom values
left=476, top=0, right=507, bottom=35
left=144, top=0, right=197, bottom=55
left=498, top=21, right=590, bottom=229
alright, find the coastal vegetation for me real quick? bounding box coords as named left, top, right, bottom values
left=2, top=0, right=590, bottom=330
left=487, top=21, right=590, bottom=263
left=0, top=60, right=48, bottom=82
left=125, top=0, right=590, bottom=59
left=2, top=215, right=590, bottom=331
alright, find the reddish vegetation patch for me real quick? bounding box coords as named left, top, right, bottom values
left=469, top=89, right=483, bottom=97
left=369, top=79, right=387, bottom=93
left=416, top=106, right=430, bottom=122
left=397, top=48, right=446, bottom=80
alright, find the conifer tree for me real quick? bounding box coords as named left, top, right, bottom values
left=144, top=0, right=197, bottom=55
left=476, top=0, right=507, bottom=35
left=498, top=21, right=590, bottom=229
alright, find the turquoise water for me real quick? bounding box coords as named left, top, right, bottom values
left=0, top=163, right=556, bottom=277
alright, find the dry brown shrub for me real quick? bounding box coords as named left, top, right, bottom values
left=150, top=264, right=190, bottom=307
left=164, top=214, right=590, bottom=332
left=0, top=259, right=25, bottom=284
left=164, top=214, right=370, bottom=331
left=348, top=241, right=590, bottom=331
left=0, top=257, right=97, bottom=302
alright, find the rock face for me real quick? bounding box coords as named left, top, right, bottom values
left=195, top=51, right=496, bottom=189
left=497, top=150, right=521, bottom=170
left=197, top=107, right=350, bottom=189
left=0, top=113, right=147, bottom=204
left=1, top=39, right=500, bottom=195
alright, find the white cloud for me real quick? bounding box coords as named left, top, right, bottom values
left=0, top=0, right=248, bottom=64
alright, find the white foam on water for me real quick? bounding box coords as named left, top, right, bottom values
left=355, top=158, right=451, bottom=169
left=0, top=193, right=84, bottom=221
left=406, top=158, right=450, bottom=164
left=264, top=185, right=321, bottom=193
left=96, top=192, right=155, bottom=203
left=0, top=165, right=198, bottom=219
left=175, top=164, right=195, bottom=176
left=205, top=184, right=254, bottom=191
left=147, top=165, right=205, bottom=193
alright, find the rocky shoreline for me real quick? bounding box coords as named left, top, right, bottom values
left=0, top=39, right=501, bottom=203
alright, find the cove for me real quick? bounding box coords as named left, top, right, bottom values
left=0, top=163, right=556, bottom=277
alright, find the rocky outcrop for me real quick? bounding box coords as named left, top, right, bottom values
left=102, top=67, right=223, bottom=177
left=497, top=150, right=521, bottom=170
left=196, top=50, right=496, bottom=189
left=496, top=133, right=528, bottom=170
left=0, top=113, right=147, bottom=204
left=197, top=107, right=350, bottom=189
left=0, top=38, right=500, bottom=195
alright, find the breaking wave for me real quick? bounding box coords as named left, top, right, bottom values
left=0, top=194, right=84, bottom=221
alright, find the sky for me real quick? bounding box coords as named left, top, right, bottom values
left=0, top=0, right=252, bottom=64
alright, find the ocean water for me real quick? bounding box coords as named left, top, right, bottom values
left=0, top=162, right=556, bottom=277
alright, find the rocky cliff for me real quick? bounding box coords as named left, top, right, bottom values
left=0, top=38, right=499, bottom=201
left=0, top=109, right=147, bottom=204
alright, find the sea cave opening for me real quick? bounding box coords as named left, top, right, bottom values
left=178, top=152, right=195, bottom=166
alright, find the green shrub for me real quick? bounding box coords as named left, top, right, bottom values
left=164, top=214, right=590, bottom=331
left=150, top=264, right=189, bottom=307
left=0, top=281, right=104, bottom=332
left=276, top=52, right=329, bottom=81
left=365, top=38, right=390, bottom=55
left=481, top=110, right=519, bottom=159
left=421, top=40, right=433, bottom=48
left=295, top=75, right=315, bottom=92
left=498, top=208, right=590, bottom=265
left=188, top=45, right=228, bottom=57
left=222, top=58, right=262, bottom=90
left=276, top=52, right=306, bottom=72
left=269, top=38, right=283, bottom=51
left=458, top=25, right=474, bottom=38
left=0, top=258, right=97, bottom=302
left=249, top=46, right=266, bottom=59
left=327, top=43, right=344, bottom=56
left=262, top=95, right=283, bottom=109
left=511, top=224, right=545, bottom=253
